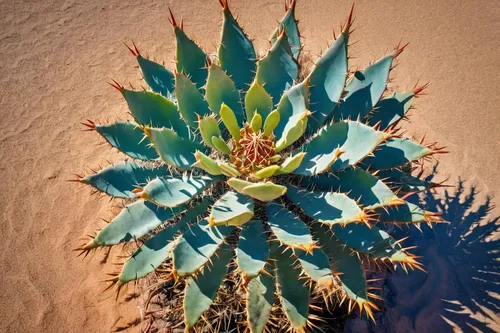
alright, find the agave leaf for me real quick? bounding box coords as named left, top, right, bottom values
left=247, top=273, right=275, bottom=333
left=263, top=110, right=281, bottom=136
left=81, top=160, right=167, bottom=199
left=119, top=198, right=212, bottom=283
left=122, top=89, right=189, bottom=138
left=376, top=168, right=440, bottom=194
left=211, top=136, right=231, bottom=155
left=226, top=178, right=254, bottom=193
left=136, top=55, right=175, bottom=98
left=267, top=203, right=314, bottom=250
left=94, top=121, right=158, bottom=161
left=206, top=64, right=244, bottom=126
left=312, top=224, right=368, bottom=305
left=183, top=243, right=233, bottom=328
left=332, top=223, right=411, bottom=262
left=253, top=165, right=280, bottom=180
left=361, top=137, right=433, bottom=170
left=175, top=72, right=211, bottom=128
left=336, top=54, right=395, bottom=121
left=304, top=168, right=399, bottom=209
left=242, top=182, right=287, bottom=202
left=198, top=115, right=222, bottom=149
left=229, top=179, right=286, bottom=202
left=174, top=25, right=207, bottom=89
left=367, top=91, right=415, bottom=130
left=209, top=191, right=254, bottom=227
left=218, top=162, right=241, bottom=177
left=237, top=221, right=269, bottom=279
left=295, top=121, right=386, bottom=175
left=286, top=186, right=363, bottom=225
left=245, top=81, right=274, bottom=121
left=145, top=127, right=203, bottom=170
left=256, top=32, right=299, bottom=105
left=138, top=174, right=219, bottom=208
left=87, top=200, right=183, bottom=248
left=219, top=103, right=241, bottom=141
left=270, top=0, right=300, bottom=59
left=296, top=248, right=333, bottom=283
left=306, top=25, right=349, bottom=133
left=275, top=83, right=309, bottom=138
left=376, top=202, right=433, bottom=224
left=272, top=244, right=309, bottom=330
left=219, top=4, right=256, bottom=91
left=275, top=111, right=309, bottom=152
left=193, top=151, right=223, bottom=176
left=275, top=152, right=306, bottom=175
left=173, top=220, right=234, bottom=276
left=250, top=113, right=263, bottom=133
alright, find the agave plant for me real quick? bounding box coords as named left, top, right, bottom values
left=76, top=0, right=447, bottom=332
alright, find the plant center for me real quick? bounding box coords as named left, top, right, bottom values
left=231, top=125, right=276, bottom=174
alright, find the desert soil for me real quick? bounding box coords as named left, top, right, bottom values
left=0, top=0, right=499, bottom=332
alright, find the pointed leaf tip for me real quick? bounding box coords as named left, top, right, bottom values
left=413, top=82, right=430, bottom=95
left=342, top=3, right=355, bottom=33
left=167, top=7, right=178, bottom=28
left=123, top=41, right=140, bottom=56
left=393, top=40, right=409, bottom=58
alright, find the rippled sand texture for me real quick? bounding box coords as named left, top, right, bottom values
left=0, top=0, right=499, bottom=332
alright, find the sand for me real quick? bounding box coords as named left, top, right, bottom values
left=0, top=0, right=499, bottom=332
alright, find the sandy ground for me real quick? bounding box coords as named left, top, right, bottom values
left=0, top=0, right=499, bottom=332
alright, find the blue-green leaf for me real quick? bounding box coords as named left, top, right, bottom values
left=119, top=198, right=212, bottom=283
left=367, top=91, right=415, bottom=130
left=376, top=168, right=439, bottom=194
left=174, top=25, right=207, bottom=89
left=136, top=55, right=175, bottom=98
left=146, top=127, right=203, bottom=170
left=270, top=0, right=300, bottom=59
left=285, top=186, right=363, bottom=225
left=361, top=137, right=433, bottom=170
left=183, top=243, right=233, bottom=328
left=122, top=89, right=189, bottom=138
left=138, top=174, right=218, bottom=208
left=306, top=28, right=349, bottom=133
left=336, top=55, right=395, bottom=121
left=332, top=223, right=412, bottom=262
left=219, top=5, right=256, bottom=91
left=267, top=203, right=314, bottom=249
left=173, top=219, right=234, bottom=276
left=275, top=111, right=309, bottom=152
left=312, top=224, right=368, bottom=305
left=256, top=32, right=299, bottom=105
left=272, top=244, right=309, bottom=330
left=209, top=191, right=254, bottom=227
left=296, top=248, right=333, bottom=283
left=94, top=121, right=158, bottom=161
left=376, top=202, right=439, bottom=224
left=81, top=160, right=167, bottom=199
left=303, top=168, right=399, bottom=209
left=175, top=72, right=211, bottom=128
left=237, top=221, right=269, bottom=279
left=247, top=274, right=275, bottom=333
left=205, top=64, right=244, bottom=126
left=295, top=121, right=386, bottom=174
left=88, top=199, right=183, bottom=248
left=275, top=82, right=309, bottom=138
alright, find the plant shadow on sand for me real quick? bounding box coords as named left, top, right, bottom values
left=346, top=165, right=500, bottom=333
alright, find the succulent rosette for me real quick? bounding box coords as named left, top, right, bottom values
left=76, top=1, right=445, bottom=331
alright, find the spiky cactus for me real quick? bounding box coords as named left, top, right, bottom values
left=76, top=1, right=447, bottom=331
